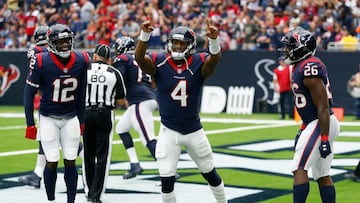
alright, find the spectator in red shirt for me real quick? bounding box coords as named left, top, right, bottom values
left=273, top=59, right=294, bottom=119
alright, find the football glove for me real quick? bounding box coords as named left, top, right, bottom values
left=25, top=125, right=37, bottom=140
left=319, top=135, right=331, bottom=158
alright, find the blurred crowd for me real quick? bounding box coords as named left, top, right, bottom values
left=1, top=0, right=360, bottom=52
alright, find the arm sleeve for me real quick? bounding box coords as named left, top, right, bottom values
left=24, top=81, right=38, bottom=126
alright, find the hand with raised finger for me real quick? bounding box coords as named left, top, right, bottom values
left=206, top=18, right=219, bottom=39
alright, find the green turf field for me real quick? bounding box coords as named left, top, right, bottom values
left=1, top=105, right=359, bottom=202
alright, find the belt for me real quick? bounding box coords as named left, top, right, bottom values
left=86, top=103, right=113, bottom=111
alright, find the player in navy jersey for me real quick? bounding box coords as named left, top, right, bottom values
left=279, top=27, right=340, bottom=203
left=112, top=36, right=158, bottom=179
left=18, top=25, right=50, bottom=189
left=135, top=19, right=227, bottom=203
left=24, top=24, right=91, bottom=203
left=19, top=25, right=85, bottom=189
left=27, top=25, right=49, bottom=60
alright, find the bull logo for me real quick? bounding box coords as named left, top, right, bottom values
left=0, top=64, right=20, bottom=97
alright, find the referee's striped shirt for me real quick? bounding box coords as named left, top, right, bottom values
left=86, top=61, right=126, bottom=108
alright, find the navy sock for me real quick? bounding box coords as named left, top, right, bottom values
left=119, top=132, right=134, bottom=149
left=44, top=166, right=57, bottom=201
left=201, top=168, right=222, bottom=186
left=64, top=165, right=78, bottom=203
left=319, top=185, right=335, bottom=203
left=293, top=182, right=309, bottom=203
left=161, top=176, right=176, bottom=193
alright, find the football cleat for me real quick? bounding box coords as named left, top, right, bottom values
left=344, top=173, right=360, bottom=182
left=123, top=163, right=144, bottom=179
left=18, top=172, right=41, bottom=188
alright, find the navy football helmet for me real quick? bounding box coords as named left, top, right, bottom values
left=47, top=24, right=74, bottom=58
left=114, top=36, right=135, bottom=55
left=167, top=26, right=197, bottom=60
left=279, top=27, right=316, bottom=64
left=33, top=25, right=49, bottom=46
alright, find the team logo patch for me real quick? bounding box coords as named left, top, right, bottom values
left=0, top=64, right=20, bottom=97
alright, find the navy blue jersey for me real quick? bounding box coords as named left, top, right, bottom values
left=150, top=52, right=207, bottom=134
left=27, top=46, right=48, bottom=60
left=113, top=53, right=156, bottom=105
left=24, top=51, right=90, bottom=126
left=292, top=56, right=334, bottom=125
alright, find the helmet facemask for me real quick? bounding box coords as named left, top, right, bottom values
left=167, top=37, right=196, bottom=61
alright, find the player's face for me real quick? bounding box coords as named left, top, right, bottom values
left=54, top=38, right=72, bottom=52
left=171, top=39, right=189, bottom=52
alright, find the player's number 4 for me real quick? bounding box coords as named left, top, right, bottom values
left=171, top=80, right=188, bottom=107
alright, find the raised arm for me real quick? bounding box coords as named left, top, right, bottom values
left=134, top=20, right=157, bottom=76
left=202, top=19, right=221, bottom=80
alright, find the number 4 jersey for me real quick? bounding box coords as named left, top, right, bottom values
left=292, top=56, right=334, bottom=125
left=149, top=52, right=208, bottom=134
left=24, top=51, right=90, bottom=126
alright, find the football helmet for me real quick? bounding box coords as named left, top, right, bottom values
left=167, top=26, right=197, bottom=60
left=47, top=24, right=74, bottom=58
left=33, top=25, right=49, bottom=46
left=114, top=36, right=135, bottom=55
left=279, top=27, right=316, bottom=64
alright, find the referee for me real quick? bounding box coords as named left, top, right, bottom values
left=83, top=44, right=126, bottom=203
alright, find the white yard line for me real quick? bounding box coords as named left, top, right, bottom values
left=1, top=112, right=359, bottom=157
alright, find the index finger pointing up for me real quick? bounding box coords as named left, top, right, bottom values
left=206, top=18, right=211, bottom=29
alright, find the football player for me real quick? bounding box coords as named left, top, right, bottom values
left=19, top=25, right=84, bottom=189
left=134, top=19, right=227, bottom=203
left=279, top=27, right=340, bottom=203
left=112, top=36, right=158, bottom=179
left=24, top=24, right=90, bottom=203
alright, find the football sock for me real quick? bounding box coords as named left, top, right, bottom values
left=44, top=166, right=57, bottom=201
left=34, top=154, right=46, bottom=178
left=120, top=132, right=134, bottom=149
left=161, top=191, right=176, bottom=203
left=64, top=165, right=78, bottom=203
left=209, top=181, right=227, bottom=203
left=127, top=148, right=139, bottom=163
left=201, top=168, right=222, bottom=186
left=161, top=176, right=176, bottom=193
left=319, top=185, right=335, bottom=203
left=120, top=132, right=139, bottom=163
left=146, top=139, right=157, bottom=159
left=293, top=182, right=309, bottom=203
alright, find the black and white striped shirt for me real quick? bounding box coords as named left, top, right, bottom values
left=86, top=61, right=126, bottom=108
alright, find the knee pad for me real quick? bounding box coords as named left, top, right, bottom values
left=45, top=149, right=60, bottom=162
left=119, top=132, right=134, bottom=149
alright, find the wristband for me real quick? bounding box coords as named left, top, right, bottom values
left=139, top=30, right=151, bottom=42
left=321, top=134, right=328, bottom=141
left=208, top=37, right=221, bottom=55
left=300, top=124, right=306, bottom=130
